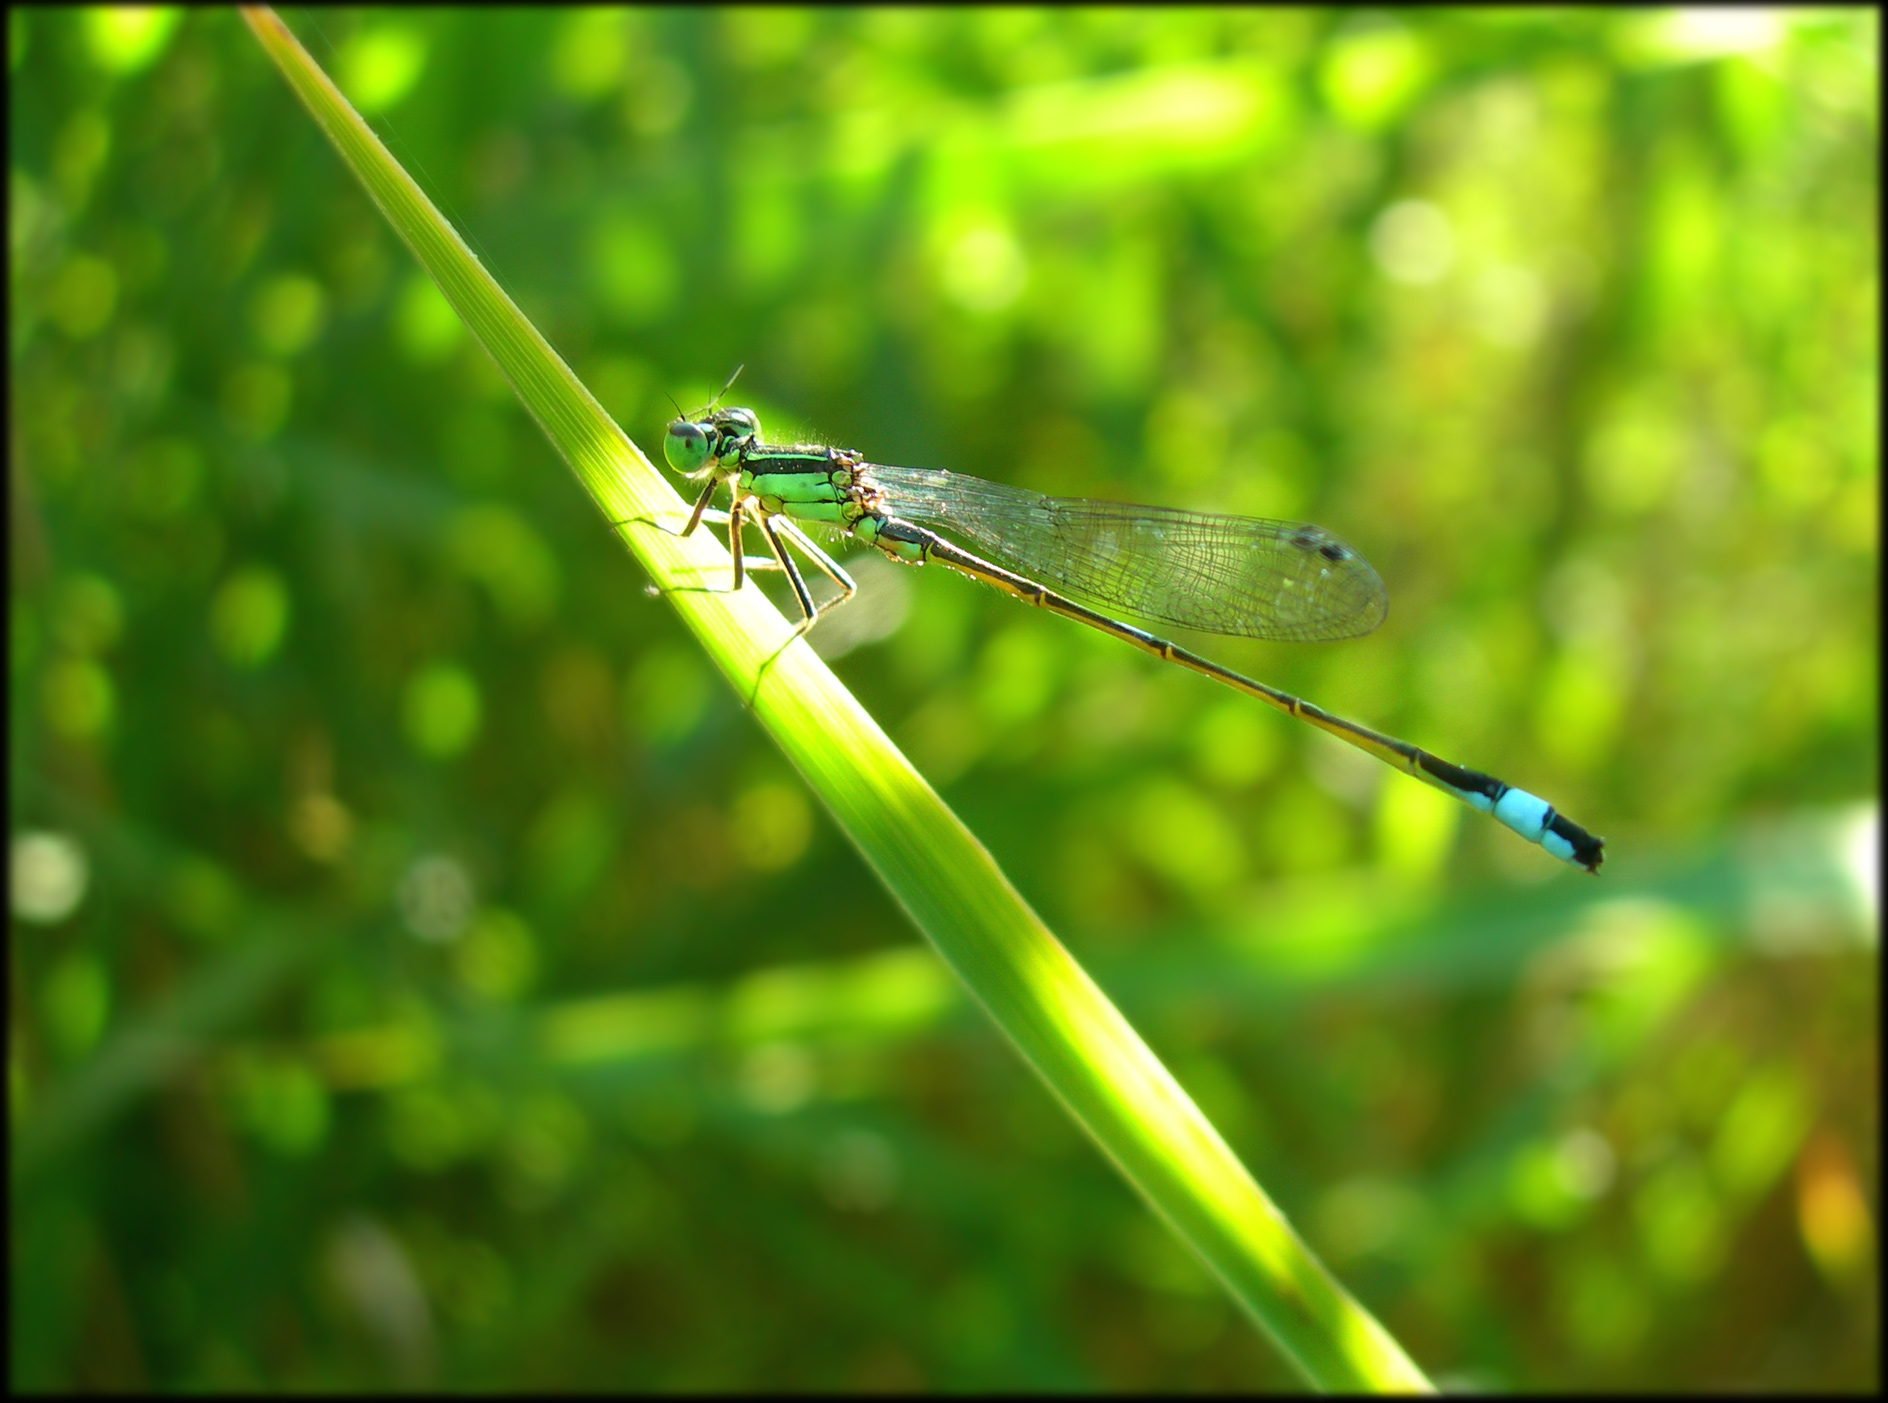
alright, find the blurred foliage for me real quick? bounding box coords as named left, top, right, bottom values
left=8, top=5, right=1879, bottom=1390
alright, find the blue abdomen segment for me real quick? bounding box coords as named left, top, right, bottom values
left=1420, top=754, right=1604, bottom=872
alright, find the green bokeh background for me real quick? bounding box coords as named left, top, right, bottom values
left=9, top=6, right=1878, bottom=1390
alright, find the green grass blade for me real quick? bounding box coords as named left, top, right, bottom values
left=241, top=8, right=1431, bottom=1390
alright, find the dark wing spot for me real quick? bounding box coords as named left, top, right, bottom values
left=1288, top=528, right=1351, bottom=562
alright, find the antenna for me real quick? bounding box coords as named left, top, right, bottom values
left=669, top=364, right=746, bottom=421
left=708, top=363, right=745, bottom=411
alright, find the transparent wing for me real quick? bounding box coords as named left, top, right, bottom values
left=866, top=463, right=1386, bottom=642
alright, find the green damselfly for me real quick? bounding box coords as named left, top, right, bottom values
left=653, top=397, right=1604, bottom=873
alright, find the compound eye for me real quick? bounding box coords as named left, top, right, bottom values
left=664, top=420, right=712, bottom=473
left=718, top=407, right=759, bottom=439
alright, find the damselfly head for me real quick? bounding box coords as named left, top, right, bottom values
left=664, top=368, right=754, bottom=475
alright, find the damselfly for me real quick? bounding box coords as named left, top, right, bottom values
left=651, top=399, right=1604, bottom=873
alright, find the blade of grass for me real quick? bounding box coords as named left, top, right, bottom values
left=241, top=8, right=1431, bottom=1390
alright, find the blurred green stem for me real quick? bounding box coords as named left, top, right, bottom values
left=240, top=7, right=1430, bottom=1391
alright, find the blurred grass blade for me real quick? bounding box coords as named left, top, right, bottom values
left=241, top=7, right=1430, bottom=1390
